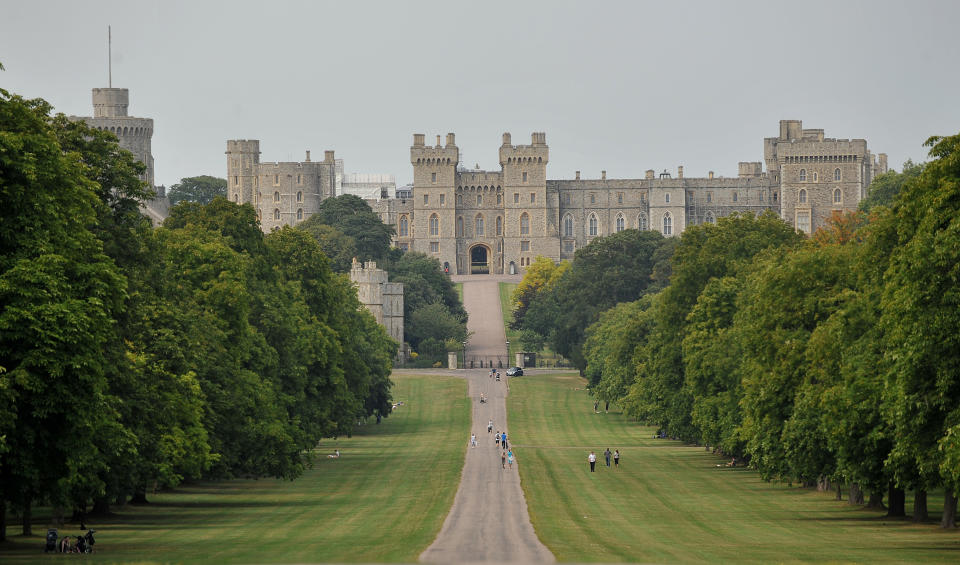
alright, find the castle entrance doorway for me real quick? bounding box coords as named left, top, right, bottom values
left=470, top=245, right=490, bottom=274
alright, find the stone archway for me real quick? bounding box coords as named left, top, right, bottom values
left=470, top=244, right=491, bottom=274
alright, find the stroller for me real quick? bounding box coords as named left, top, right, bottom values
left=44, top=529, right=58, bottom=553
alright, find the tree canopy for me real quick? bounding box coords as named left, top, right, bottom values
left=168, top=175, right=227, bottom=205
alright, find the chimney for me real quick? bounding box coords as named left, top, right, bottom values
left=413, top=133, right=425, bottom=146
left=708, top=171, right=714, bottom=179
left=446, top=133, right=456, bottom=146
left=677, top=165, right=683, bottom=179
left=436, top=135, right=442, bottom=147
left=601, top=170, right=607, bottom=180
left=575, top=170, right=580, bottom=180
left=324, top=150, right=335, bottom=163
left=305, top=150, right=311, bottom=162
left=645, top=169, right=655, bottom=180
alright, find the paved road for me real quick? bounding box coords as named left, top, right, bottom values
left=421, top=276, right=554, bottom=564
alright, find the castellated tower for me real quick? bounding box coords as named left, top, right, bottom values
left=350, top=259, right=405, bottom=360
left=76, top=88, right=155, bottom=186
left=226, top=140, right=260, bottom=206
left=500, top=132, right=557, bottom=271
left=410, top=133, right=459, bottom=267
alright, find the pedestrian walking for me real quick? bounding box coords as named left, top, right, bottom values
left=501, top=450, right=506, bottom=468
left=501, top=431, right=508, bottom=450
left=604, top=448, right=612, bottom=467
left=614, top=449, right=620, bottom=468
left=488, top=419, right=493, bottom=433
left=605, top=401, right=609, bottom=413
left=470, top=433, right=477, bottom=448
left=588, top=451, right=597, bottom=472
left=594, top=400, right=599, bottom=413
left=495, top=431, right=501, bottom=446
left=507, top=450, right=514, bottom=469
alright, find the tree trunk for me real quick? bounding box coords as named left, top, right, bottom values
left=886, top=483, right=905, bottom=517
left=835, top=481, right=843, bottom=501
left=92, top=496, right=111, bottom=516
left=130, top=488, right=148, bottom=505
left=866, top=490, right=885, bottom=509
left=21, top=498, right=31, bottom=536
left=115, top=492, right=126, bottom=507
left=0, top=497, right=6, bottom=542
left=942, top=489, right=957, bottom=529
left=913, top=489, right=928, bottom=522
left=849, top=483, right=864, bottom=505
left=817, top=476, right=829, bottom=492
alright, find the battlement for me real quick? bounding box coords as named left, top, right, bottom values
left=226, top=139, right=261, bottom=154
left=411, top=133, right=459, bottom=164
left=499, top=131, right=549, bottom=166
left=92, top=87, right=128, bottom=117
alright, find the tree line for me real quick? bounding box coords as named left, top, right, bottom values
left=0, top=86, right=397, bottom=538
left=512, top=138, right=960, bottom=528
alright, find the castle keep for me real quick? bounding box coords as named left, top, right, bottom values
left=381, top=120, right=886, bottom=275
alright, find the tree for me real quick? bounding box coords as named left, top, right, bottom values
left=858, top=160, right=924, bottom=212
left=305, top=195, right=395, bottom=263
left=299, top=223, right=358, bottom=273
left=881, top=133, right=960, bottom=528
left=168, top=175, right=227, bottom=205
left=510, top=256, right=569, bottom=329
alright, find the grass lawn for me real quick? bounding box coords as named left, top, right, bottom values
left=508, top=372, right=960, bottom=564
left=0, top=372, right=468, bottom=564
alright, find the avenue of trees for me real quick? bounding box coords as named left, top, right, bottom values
left=0, top=86, right=396, bottom=538
left=555, top=138, right=957, bottom=527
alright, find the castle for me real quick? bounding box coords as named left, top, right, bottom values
left=349, top=259, right=405, bottom=360
left=375, top=120, right=887, bottom=275
left=70, top=87, right=168, bottom=224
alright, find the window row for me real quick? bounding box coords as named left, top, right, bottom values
left=796, top=188, right=843, bottom=204
left=256, top=209, right=306, bottom=221
left=798, top=168, right=842, bottom=182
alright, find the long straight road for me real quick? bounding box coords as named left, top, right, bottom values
left=420, top=276, right=553, bottom=564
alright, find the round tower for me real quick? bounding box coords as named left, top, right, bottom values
left=92, top=88, right=129, bottom=117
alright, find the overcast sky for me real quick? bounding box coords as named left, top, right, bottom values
left=2, top=0, right=958, bottom=188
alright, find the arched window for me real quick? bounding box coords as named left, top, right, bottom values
left=477, top=194, right=482, bottom=206
left=457, top=194, right=462, bottom=205
left=274, top=209, right=280, bottom=220
left=665, top=192, right=671, bottom=203
left=833, top=188, right=842, bottom=204
left=520, top=212, right=529, bottom=235
left=496, top=216, right=502, bottom=236
left=399, top=215, right=409, bottom=237
left=456, top=216, right=464, bottom=237
left=705, top=211, right=716, bottom=225
left=297, top=208, right=303, bottom=220
left=475, top=214, right=484, bottom=236
left=662, top=212, right=672, bottom=236
left=563, top=214, right=574, bottom=237
left=429, top=213, right=439, bottom=236
left=834, top=168, right=841, bottom=181
left=812, top=172, right=819, bottom=182
left=732, top=192, right=738, bottom=203
left=588, top=213, right=598, bottom=236
left=638, top=213, right=648, bottom=231
left=497, top=193, right=502, bottom=205
left=296, top=191, right=302, bottom=202
left=274, top=191, right=280, bottom=202
left=799, top=188, right=807, bottom=203
left=799, top=169, right=807, bottom=182
left=615, top=213, right=625, bottom=232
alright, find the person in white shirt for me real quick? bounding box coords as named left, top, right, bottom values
left=588, top=451, right=597, bottom=472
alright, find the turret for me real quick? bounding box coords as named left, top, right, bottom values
left=226, top=139, right=261, bottom=206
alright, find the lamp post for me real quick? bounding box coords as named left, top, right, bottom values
left=462, top=341, right=467, bottom=369
left=505, top=340, right=510, bottom=367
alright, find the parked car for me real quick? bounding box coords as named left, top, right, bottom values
left=506, top=366, right=523, bottom=376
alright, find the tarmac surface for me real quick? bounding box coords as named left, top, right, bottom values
left=420, top=275, right=554, bottom=564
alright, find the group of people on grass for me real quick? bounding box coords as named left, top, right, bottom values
left=587, top=448, right=620, bottom=472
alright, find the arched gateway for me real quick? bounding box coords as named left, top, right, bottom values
left=470, top=244, right=491, bottom=274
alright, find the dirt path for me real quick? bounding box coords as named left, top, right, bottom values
left=420, top=277, right=554, bottom=564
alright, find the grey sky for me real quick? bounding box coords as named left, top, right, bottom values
left=2, top=0, right=958, bottom=189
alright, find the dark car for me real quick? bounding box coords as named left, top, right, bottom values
left=506, top=366, right=523, bottom=377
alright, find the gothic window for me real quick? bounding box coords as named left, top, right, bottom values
left=429, top=213, right=439, bottom=236
left=297, top=208, right=303, bottom=220
left=521, top=240, right=530, bottom=252
left=496, top=216, right=503, bottom=236
left=399, top=215, right=409, bottom=237
left=799, top=169, right=807, bottom=182
left=665, top=192, right=671, bottom=203
left=833, top=188, right=842, bottom=204
left=522, top=172, right=528, bottom=183
left=662, top=212, right=672, bottom=236
left=588, top=213, right=598, bottom=236
left=274, top=174, right=279, bottom=185
left=274, top=191, right=280, bottom=203
left=564, top=193, right=571, bottom=205
left=234, top=176, right=239, bottom=186
left=476, top=214, right=484, bottom=236
left=274, top=209, right=280, bottom=220
left=563, top=214, right=574, bottom=237
left=431, top=172, right=437, bottom=183
left=423, top=194, right=429, bottom=205
left=296, top=191, right=302, bottom=202
left=733, top=192, right=738, bottom=203
left=564, top=241, right=574, bottom=253
left=616, top=213, right=625, bottom=232
left=520, top=212, right=530, bottom=235
left=834, top=168, right=842, bottom=181
left=456, top=216, right=464, bottom=237
left=297, top=174, right=302, bottom=185
left=477, top=194, right=482, bottom=206
left=440, top=194, right=445, bottom=206
left=799, top=189, right=807, bottom=203
left=530, top=193, right=536, bottom=203
left=706, top=192, right=712, bottom=203
left=638, top=213, right=648, bottom=231
left=497, top=193, right=502, bottom=205
left=813, top=172, right=819, bottom=182
left=514, top=193, right=519, bottom=203
left=617, top=192, right=623, bottom=205
left=797, top=210, right=811, bottom=234
left=590, top=193, right=596, bottom=204
left=705, top=211, right=716, bottom=224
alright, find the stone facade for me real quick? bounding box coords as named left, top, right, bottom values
left=349, top=259, right=405, bottom=359
left=225, top=142, right=338, bottom=232
left=376, top=120, right=886, bottom=275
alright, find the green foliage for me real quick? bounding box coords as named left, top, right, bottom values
left=299, top=222, right=358, bottom=273
left=387, top=252, right=467, bottom=358
left=509, top=256, right=569, bottom=329
left=168, top=175, right=227, bottom=205
left=304, top=194, right=395, bottom=263
left=858, top=160, right=924, bottom=212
